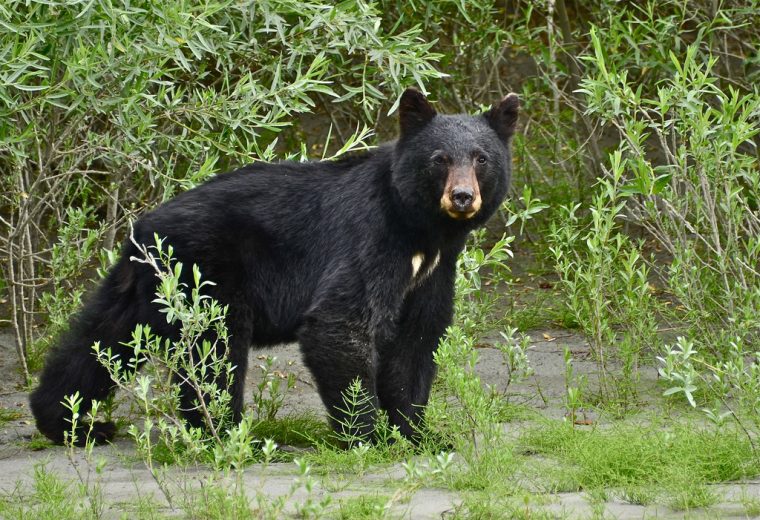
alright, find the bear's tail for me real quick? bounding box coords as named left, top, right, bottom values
left=29, top=251, right=141, bottom=445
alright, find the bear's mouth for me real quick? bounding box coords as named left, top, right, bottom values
left=445, top=208, right=478, bottom=220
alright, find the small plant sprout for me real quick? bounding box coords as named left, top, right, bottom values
left=331, top=378, right=375, bottom=448
left=495, top=327, right=534, bottom=393
left=563, top=347, right=586, bottom=425
left=261, top=438, right=278, bottom=465
left=252, top=355, right=297, bottom=421
left=293, top=458, right=331, bottom=518
left=657, top=337, right=699, bottom=408
left=62, top=393, right=107, bottom=518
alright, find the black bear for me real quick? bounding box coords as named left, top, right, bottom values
left=30, top=88, right=519, bottom=445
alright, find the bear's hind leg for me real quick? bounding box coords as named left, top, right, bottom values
left=30, top=338, right=119, bottom=445
left=175, top=318, right=252, bottom=430
left=29, top=256, right=146, bottom=445
left=30, top=314, right=135, bottom=445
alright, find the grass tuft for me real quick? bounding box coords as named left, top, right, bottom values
left=519, top=418, right=757, bottom=505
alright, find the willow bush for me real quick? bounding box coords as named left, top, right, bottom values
left=0, top=0, right=445, bottom=378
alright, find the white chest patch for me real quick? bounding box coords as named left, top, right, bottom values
left=411, top=252, right=425, bottom=278
left=410, top=250, right=441, bottom=289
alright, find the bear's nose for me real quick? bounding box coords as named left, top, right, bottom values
left=451, top=187, right=474, bottom=211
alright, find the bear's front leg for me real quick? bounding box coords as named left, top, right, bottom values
left=299, top=308, right=379, bottom=445
left=377, top=256, right=456, bottom=443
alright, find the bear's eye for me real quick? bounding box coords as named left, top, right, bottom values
left=433, top=155, right=447, bottom=165
left=477, top=155, right=487, bottom=164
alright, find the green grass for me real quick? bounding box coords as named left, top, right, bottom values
left=617, top=485, right=659, bottom=506
left=452, top=491, right=562, bottom=520
left=739, top=490, right=760, bottom=517
left=444, top=443, right=517, bottom=492
left=667, top=484, right=720, bottom=511
left=303, top=439, right=413, bottom=477
left=24, top=433, right=53, bottom=451
left=183, top=482, right=252, bottom=519
left=0, top=465, right=80, bottom=519
left=335, top=494, right=394, bottom=519
left=518, top=418, right=758, bottom=506
left=0, top=407, right=23, bottom=427
left=251, top=414, right=333, bottom=450
left=128, top=414, right=333, bottom=465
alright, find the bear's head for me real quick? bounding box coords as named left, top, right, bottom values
left=392, top=88, right=518, bottom=231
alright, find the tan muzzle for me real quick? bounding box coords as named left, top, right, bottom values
left=440, top=166, right=482, bottom=219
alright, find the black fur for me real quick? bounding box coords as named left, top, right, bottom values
left=30, top=89, right=519, bottom=445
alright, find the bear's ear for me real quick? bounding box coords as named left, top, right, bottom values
left=399, top=88, right=437, bottom=138
left=484, top=93, right=519, bottom=142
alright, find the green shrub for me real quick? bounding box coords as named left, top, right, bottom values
left=579, top=34, right=760, bottom=349
left=549, top=156, right=659, bottom=406
left=0, top=0, right=445, bottom=377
